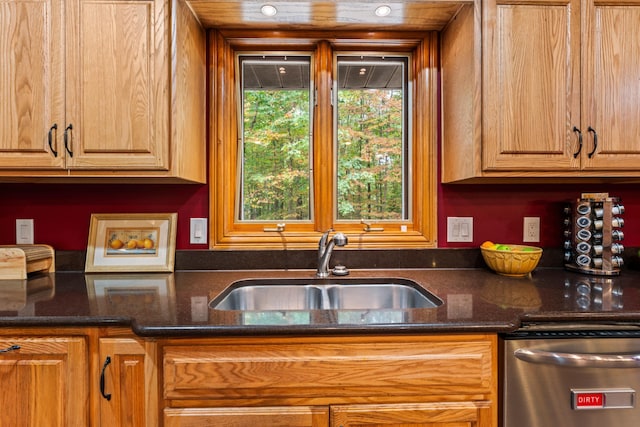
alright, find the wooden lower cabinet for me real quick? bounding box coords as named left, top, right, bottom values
left=0, top=335, right=88, bottom=427
left=162, top=334, right=497, bottom=427
left=96, top=337, right=158, bottom=427
left=0, top=328, right=159, bottom=427
left=0, top=329, right=496, bottom=427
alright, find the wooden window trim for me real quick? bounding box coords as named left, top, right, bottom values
left=209, top=30, right=438, bottom=250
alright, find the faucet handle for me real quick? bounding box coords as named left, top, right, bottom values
left=332, top=232, right=348, bottom=246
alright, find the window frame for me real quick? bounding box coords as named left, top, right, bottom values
left=210, top=30, right=438, bottom=249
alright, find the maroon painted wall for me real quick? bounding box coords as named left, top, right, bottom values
left=0, top=181, right=637, bottom=250
left=0, top=184, right=208, bottom=250
left=438, top=183, right=639, bottom=248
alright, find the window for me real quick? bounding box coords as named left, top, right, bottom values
left=335, top=56, right=409, bottom=221
left=211, top=31, right=438, bottom=249
left=239, top=55, right=312, bottom=221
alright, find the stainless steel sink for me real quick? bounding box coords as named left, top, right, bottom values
left=325, top=284, right=439, bottom=309
left=209, top=278, right=442, bottom=311
left=211, top=284, right=323, bottom=310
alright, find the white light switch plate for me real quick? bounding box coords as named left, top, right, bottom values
left=447, top=217, right=473, bottom=242
left=190, top=218, right=207, bottom=244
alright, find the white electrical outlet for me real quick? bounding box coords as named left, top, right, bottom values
left=447, top=217, right=473, bottom=242
left=523, top=217, right=540, bottom=242
left=16, top=219, right=34, bottom=244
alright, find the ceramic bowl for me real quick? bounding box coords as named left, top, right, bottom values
left=481, top=244, right=543, bottom=277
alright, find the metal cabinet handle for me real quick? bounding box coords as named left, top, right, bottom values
left=515, top=348, right=640, bottom=368
left=572, top=126, right=582, bottom=158
left=100, top=356, right=112, bottom=401
left=587, top=126, right=598, bottom=158
left=0, top=345, right=20, bottom=353
left=63, top=123, right=74, bottom=157
left=48, top=124, right=58, bottom=157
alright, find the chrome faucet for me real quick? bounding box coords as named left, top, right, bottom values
left=317, top=230, right=348, bottom=278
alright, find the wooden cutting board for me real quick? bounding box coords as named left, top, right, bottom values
left=0, top=245, right=55, bottom=280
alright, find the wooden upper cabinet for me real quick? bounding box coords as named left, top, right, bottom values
left=0, top=0, right=206, bottom=182
left=441, top=0, right=640, bottom=181
left=65, top=0, right=168, bottom=171
left=482, top=0, right=581, bottom=171
left=0, top=0, right=65, bottom=169
left=581, top=0, right=640, bottom=170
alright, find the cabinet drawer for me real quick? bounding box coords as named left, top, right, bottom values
left=164, top=406, right=329, bottom=427
left=163, top=336, right=494, bottom=400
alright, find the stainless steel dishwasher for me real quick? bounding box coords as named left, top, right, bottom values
left=503, top=323, right=640, bottom=427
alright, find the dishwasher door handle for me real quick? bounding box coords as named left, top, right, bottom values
left=514, top=348, right=640, bottom=368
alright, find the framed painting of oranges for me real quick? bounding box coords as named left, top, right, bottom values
left=85, top=213, right=177, bottom=272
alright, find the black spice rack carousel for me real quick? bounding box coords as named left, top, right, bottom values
left=563, top=192, right=624, bottom=276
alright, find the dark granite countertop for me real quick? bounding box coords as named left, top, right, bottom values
left=2, top=268, right=640, bottom=337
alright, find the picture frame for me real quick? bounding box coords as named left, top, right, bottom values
left=85, top=213, right=177, bottom=273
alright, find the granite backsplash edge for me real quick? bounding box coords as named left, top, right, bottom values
left=52, top=247, right=598, bottom=272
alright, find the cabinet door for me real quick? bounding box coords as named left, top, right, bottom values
left=97, top=337, right=158, bottom=427
left=331, top=402, right=492, bottom=427
left=164, top=406, right=329, bottom=427
left=0, top=336, right=87, bottom=427
left=582, top=0, right=640, bottom=169
left=483, top=0, right=581, bottom=171
left=0, top=0, right=65, bottom=169
left=64, top=0, right=169, bottom=170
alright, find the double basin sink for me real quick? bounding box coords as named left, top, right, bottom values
left=210, top=278, right=442, bottom=312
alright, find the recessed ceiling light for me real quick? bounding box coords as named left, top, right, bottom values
left=261, top=4, right=278, bottom=17
left=374, top=5, right=392, bottom=17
